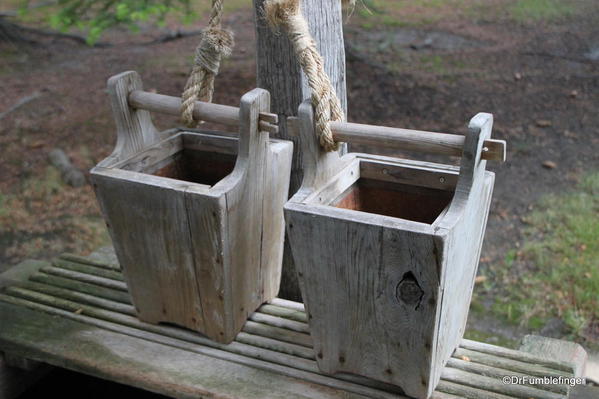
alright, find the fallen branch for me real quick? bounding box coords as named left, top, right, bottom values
left=0, top=16, right=110, bottom=47
left=15, top=23, right=112, bottom=47
left=0, top=91, right=42, bottom=121
left=48, top=148, right=86, bottom=187
left=1, top=16, right=203, bottom=47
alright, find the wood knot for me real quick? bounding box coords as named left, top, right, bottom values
left=396, top=272, right=424, bottom=308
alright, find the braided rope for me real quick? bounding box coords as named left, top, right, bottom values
left=264, top=0, right=345, bottom=152
left=181, top=0, right=234, bottom=127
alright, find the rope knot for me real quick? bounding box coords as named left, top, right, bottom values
left=180, top=0, right=234, bottom=127
left=264, top=0, right=300, bottom=29
left=264, top=0, right=344, bottom=152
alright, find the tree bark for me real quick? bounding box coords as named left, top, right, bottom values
left=253, top=0, right=347, bottom=300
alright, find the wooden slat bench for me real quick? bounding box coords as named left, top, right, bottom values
left=0, top=254, right=589, bottom=399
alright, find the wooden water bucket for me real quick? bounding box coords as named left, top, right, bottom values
left=285, top=101, right=504, bottom=398
left=91, top=71, right=292, bottom=344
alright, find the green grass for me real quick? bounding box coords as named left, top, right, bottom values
left=356, top=0, right=466, bottom=28
left=488, top=172, right=599, bottom=344
left=509, top=0, right=577, bottom=22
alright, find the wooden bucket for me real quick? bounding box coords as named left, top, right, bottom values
left=91, top=71, right=292, bottom=343
left=285, top=101, right=500, bottom=398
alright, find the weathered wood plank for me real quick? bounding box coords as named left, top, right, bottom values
left=0, top=259, right=48, bottom=289
left=29, top=272, right=132, bottom=304
left=62, top=251, right=120, bottom=270
left=127, top=90, right=279, bottom=134
left=0, top=257, right=585, bottom=399
left=259, top=304, right=309, bottom=323
left=436, top=380, right=517, bottom=399
left=242, top=320, right=313, bottom=348
left=453, top=348, right=570, bottom=378
left=0, top=301, right=379, bottom=399
left=249, top=312, right=311, bottom=334
left=440, top=367, right=563, bottom=399
left=0, top=296, right=399, bottom=398
left=52, top=257, right=125, bottom=282
left=461, top=339, right=574, bottom=373
left=446, top=358, right=567, bottom=394
left=518, top=335, right=588, bottom=378
left=99, top=71, right=161, bottom=167
left=569, top=385, right=599, bottom=399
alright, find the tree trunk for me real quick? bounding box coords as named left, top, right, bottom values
left=253, top=0, right=347, bottom=301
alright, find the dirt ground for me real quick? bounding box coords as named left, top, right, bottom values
left=1, top=0, right=599, bottom=392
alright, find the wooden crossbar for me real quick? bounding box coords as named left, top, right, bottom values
left=128, top=90, right=506, bottom=162
left=0, top=254, right=587, bottom=399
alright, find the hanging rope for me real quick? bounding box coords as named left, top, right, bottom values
left=264, top=0, right=345, bottom=152
left=181, top=0, right=234, bottom=127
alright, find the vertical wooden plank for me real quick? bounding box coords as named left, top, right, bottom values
left=91, top=171, right=207, bottom=333
left=286, top=212, right=381, bottom=373
left=100, top=71, right=160, bottom=167
left=253, top=0, right=348, bottom=300
left=261, top=140, right=294, bottom=300
left=185, top=190, right=228, bottom=341
left=430, top=114, right=496, bottom=396
left=221, top=88, right=271, bottom=340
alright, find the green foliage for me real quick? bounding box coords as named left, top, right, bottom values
left=19, top=0, right=196, bottom=44
left=490, top=172, right=599, bottom=345
left=509, top=0, right=576, bottom=22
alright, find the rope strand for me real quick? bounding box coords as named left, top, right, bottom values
left=181, top=0, right=234, bottom=127
left=264, top=0, right=344, bottom=151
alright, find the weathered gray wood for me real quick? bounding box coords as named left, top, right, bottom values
left=441, top=367, right=563, bottom=399
left=261, top=140, right=294, bottom=300
left=0, top=302, right=379, bottom=399
left=0, top=259, right=48, bottom=289
left=452, top=348, right=573, bottom=379
left=462, top=338, right=574, bottom=373
left=29, top=272, right=132, bottom=304
left=99, top=71, right=160, bottom=167
left=127, top=90, right=279, bottom=134
left=329, top=120, right=506, bottom=162
left=0, top=293, right=398, bottom=398
left=0, top=256, right=583, bottom=399
left=254, top=0, right=348, bottom=301
left=518, top=335, right=588, bottom=378
left=430, top=113, right=496, bottom=393
left=91, top=73, right=293, bottom=343
left=59, top=252, right=120, bottom=271
left=0, top=261, right=53, bottom=398
left=285, top=101, right=497, bottom=398
left=445, top=357, right=568, bottom=395
left=52, top=257, right=125, bottom=281
left=40, top=265, right=128, bottom=291
left=569, top=385, right=599, bottom=399
left=127, top=90, right=506, bottom=162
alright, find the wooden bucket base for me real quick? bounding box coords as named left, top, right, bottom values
left=0, top=254, right=587, bottom=399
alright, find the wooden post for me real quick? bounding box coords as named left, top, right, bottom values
left=253, top=0, right=347, bottom=300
